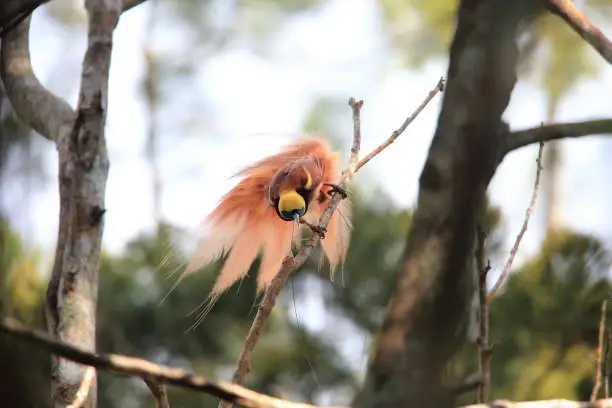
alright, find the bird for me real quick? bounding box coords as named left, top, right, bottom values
left=174, top=135, right=352, bottom=321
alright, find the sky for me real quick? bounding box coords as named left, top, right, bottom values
left=2, top=0, right=612, bottom=400
left=9, top=0, right=611, bottom=274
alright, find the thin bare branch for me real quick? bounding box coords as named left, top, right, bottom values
left=221, top=80, right=441, bottom=408
left=0, top=317, right=344, bottom=408
left=462, top=399, right=612, bottom=408
left=0, top=15, right=75, bottom=141
left=67, top=366, right=96, bottom=408
left=144, top=376, right=171, bottom=408
left=505, top=119, right=612, bottom=153
left=219, top=97, right=365, bottom=408
left=546, top=0, right=612, bottom=65
left=354, top=77, right=445, bottom=173
left=593, top=300, right=609, bottom=401
left=476, top=228, right=492, bottom=403
left=488, top=141, right=544, bottom=301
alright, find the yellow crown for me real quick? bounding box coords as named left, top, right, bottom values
left=278, top=190, right=306, bottom=212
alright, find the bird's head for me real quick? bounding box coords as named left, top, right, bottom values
left=268, top=160, right=318, bottom=225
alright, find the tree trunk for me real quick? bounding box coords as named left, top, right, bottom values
left=353, top=1, right=542, bottom=407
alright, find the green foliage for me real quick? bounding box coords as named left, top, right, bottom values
left=488, top=229, right=611, bottom=401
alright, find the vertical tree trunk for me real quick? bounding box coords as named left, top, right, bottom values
left=0, top=0, right=121, bottom=405
left=354, top=1, right=541, bottom=407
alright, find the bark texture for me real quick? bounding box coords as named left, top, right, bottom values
left=353, top=1, right=541, bottom=407
left=0, top=0, right=121, bottom=406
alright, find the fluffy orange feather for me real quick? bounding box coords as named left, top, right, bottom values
left=180, top=135, right=352, bottom=319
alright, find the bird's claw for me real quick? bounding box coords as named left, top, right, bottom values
left=323, top=183, right=348, bottom=199
left=299, top=218, right=327, bottom=239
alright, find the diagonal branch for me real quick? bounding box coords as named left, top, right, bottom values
left=219, top=79, right=444, bottom=408
left=504, top=119, right=612, bottom=153
left=0, top=15, right=75, bottom=141
left=488, top=141, right=544, bottom=301
left=4, top=316, right=612, bottom=408
left=546, top=0, right=612, bottom=65
left=0, top=317, right=344, bottom=408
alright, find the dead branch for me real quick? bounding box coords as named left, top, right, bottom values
left=220, top=79, right=444, bottom=408
left=476, top=228, right=492, bottom=402
left=5, top=315, right=612, bottom=408
left=505, top=119, right=612, bottom=153
left=354, top=77, right=445, bottom=173
left=488, top=141, right=544, bottom=301
left=546, top=0, right=612, bottom=65
left=0, top=317, right=343, bottom=408
left=144, top=376, right=171, bottom=408
left=593, top=300, right=609, bottom=401
left=461, top=399, right=612, bottom=408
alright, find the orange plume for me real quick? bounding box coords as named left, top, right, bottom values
left=181, top=135, right=352, bottom=318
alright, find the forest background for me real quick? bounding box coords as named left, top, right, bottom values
left=1, top=0, right=612, bottom=407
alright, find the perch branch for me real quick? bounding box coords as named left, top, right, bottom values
left=546, top=0, right=612, bottom=65
left=218, top=97, right=364, bottom=408
left=593, top=300, right=609, bottom=401
left=0, top=317, right=343, bottom=408
left=476, top=228, right=492, bottom=402
left=488, top=140, right=544, bottom=301
left=354, top=77, right=445, bottom=172
left=220, top=78, right=444, bottom=408
left=4, top=317, right=612, bottom=408
left=505, top=119, right=612, bottom=153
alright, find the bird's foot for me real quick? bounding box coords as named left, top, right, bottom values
left=299, top=218, right=327, bottom=239
left=323, top=183, right=348, bottom=199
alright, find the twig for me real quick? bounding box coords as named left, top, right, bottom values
left=504, top=119, right=612, bottom=154
left=449, top=372, right=484, bottom=396
left=476, top=227, right=492, bottom=402
left=593, top=300, right=608, bottom=401
left=66, top=366, right=96, bottom=408
left=0, top=317, right=343, bottom=408
left=546, top=0, right=612, bottom=65
left=219, top=97, right=365, bottom=408
left=354, top=77, right=445, bottom=172
left=144, top=376, right=171, bottom=408
left=461, top=399, right=612, bottom=408
left=220, top=77, right=445, bottom=408
left=605, top=329, right=611, bottom=398
left=488, top=140, right=544, bottom=301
